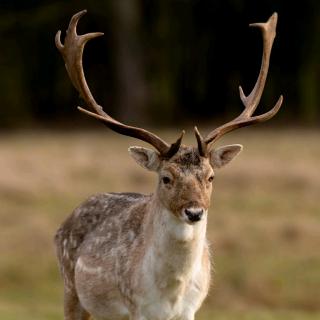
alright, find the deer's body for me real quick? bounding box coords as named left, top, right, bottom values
left=56, top=147, right=212, bottom=320
left=55, top=10, right=282, bottom=320
left=56, top=193, right=210, bottom=320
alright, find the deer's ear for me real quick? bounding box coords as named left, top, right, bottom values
left=128, top=146, right=161, bottom=172
left=209, top=144, right=243, bottom=169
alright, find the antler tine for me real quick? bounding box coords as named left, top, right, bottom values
left=55, top=10, right=184, bottom=158
left=196, top=12, right=283, bottom=154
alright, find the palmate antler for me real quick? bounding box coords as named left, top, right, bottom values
left=195, top=13, right=283, bottom=156
left=55, top=10, right=184, bottom=158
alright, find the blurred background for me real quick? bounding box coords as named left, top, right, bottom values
left=0, top=1, right=319, bottom=319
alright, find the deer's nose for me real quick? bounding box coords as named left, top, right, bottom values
left=184, top=208, right=204, bottom=223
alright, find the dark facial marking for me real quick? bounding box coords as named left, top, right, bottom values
left=173, top=149, right=201, bottom=168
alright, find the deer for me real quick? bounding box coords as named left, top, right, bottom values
left=54, top=10, right=283, bottom=320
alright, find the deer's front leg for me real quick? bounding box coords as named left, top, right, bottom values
left=129, top=310, right=146, bottom=320
left=179, top=307, right=198, bottom=320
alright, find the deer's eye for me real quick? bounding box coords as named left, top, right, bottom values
left=162, top=176, right=171, bottom=185
left=208, top=175, right=215, bottom=183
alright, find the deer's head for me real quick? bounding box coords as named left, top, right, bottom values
left=129, top=144, right=242, bottom=223
left=56, top=11, right=283, bottom=224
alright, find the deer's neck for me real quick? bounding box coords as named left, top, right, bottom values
left=142, top=197, right=207, bottom=289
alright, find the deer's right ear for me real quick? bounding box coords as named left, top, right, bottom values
left=128, top=147, right=161, bottom=172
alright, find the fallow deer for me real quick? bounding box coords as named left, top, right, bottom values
left=55, top=10, right=283, bottom=320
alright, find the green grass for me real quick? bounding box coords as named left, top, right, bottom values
left=0, top=128, right=319, bottom=319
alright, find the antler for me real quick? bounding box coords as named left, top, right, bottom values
left=55, top=10, right=184, bottom=158
left=196, top=12, right=283, bottom=156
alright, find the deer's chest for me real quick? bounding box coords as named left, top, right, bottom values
left=137, top=242, right=209, bottom=320
left=138, top=265, right=207, bottom=320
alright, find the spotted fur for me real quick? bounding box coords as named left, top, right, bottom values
left=55, top=145, right=242, bottom=320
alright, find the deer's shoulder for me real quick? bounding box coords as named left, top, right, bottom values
left=55, top=192, right=151, bottom=252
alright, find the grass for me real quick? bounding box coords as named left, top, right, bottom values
left=0, top=128, right=319, bottom=319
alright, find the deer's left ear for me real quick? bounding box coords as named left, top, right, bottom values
left=209, top=144, right=243, bottom=169
left=128, top=146, right=161, bottom=172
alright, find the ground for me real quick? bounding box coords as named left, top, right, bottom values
left=0, top=128, right=319, bottom=319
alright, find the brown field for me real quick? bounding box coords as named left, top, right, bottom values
left=0, top=128, right=319, bottom=319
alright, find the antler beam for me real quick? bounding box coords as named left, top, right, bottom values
left=196, top=12, right=283, bottom=156
left=56, top=10, right=184, bottom=158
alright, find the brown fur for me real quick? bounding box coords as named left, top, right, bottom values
left=157, top=146, right=212, bottom=220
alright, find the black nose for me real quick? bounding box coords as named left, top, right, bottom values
left=184, top=208, right=204, bottom=222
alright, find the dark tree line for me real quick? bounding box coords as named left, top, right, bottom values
left=0, top=0, right=319, bottom=128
